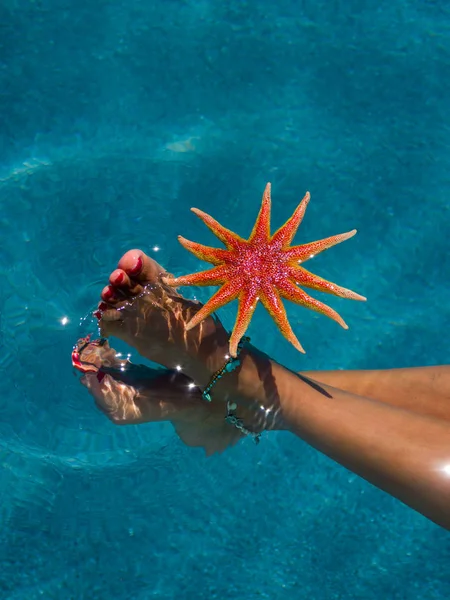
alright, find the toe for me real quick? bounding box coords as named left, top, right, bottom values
left=109, top=268, right=148, bottom=298
left=118, top=249, right=166, bottom=285
left=109, top=268, right=131, bottom=288
left=101, top=284, right=119, bottom=304
left=95, top=288, right=124, bottom=330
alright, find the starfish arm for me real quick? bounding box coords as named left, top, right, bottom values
left=177, top=235, right=230, bottom=265
left=270, top=192, right=310, bottom=249
left=228, top=288, right=260, bottom=357
left=191, top=208, right=246, bottom=250
left=278, top=278, right=349, bottom=328
left=288, top=265, right=366, bottom=301
left=185, top=281, right=242, bottom=331
left=260, top=286, right=305, bottom=353
left=163, top=264, right=231, bottom=287
left=285, top=230, right=357, bottom=263
left=248, top=182, right=272, bottom=243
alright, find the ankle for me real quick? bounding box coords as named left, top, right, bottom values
left=182, top=313, right=288, bottom=432
left=198, top=339, right=287, bottom=432
left=187, top=316, right=232, bottom=386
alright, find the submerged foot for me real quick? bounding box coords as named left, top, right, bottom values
left=74, top=336, right=245, bottom=454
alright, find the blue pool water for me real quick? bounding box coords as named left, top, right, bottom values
left=1, top=0, right=449, bottom=598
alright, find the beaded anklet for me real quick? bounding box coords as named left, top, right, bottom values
left=201, top=336, right=261, bottom=444
left=226, top=401, right=261, bottom=444
left=201, top=336, right=250, bottom=402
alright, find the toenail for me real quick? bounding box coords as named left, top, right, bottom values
left=128, top=255, right=143, bottom=275
left=104, top=286, right=114, bottom=299
left=98, top=302, right=108, bottom=311
left=115, top=272, right=125, bottom=284
left=93, top=310, right=102, bottom=320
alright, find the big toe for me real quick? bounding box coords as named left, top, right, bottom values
left=118, top=249, right=166, bottom=286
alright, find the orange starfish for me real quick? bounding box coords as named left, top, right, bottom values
left=163, top=183, right=366, bottom=357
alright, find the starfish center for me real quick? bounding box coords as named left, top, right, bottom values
left=235, top=242, right=285, bottom=283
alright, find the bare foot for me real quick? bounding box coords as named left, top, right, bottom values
left=74, top=336, right=246, bottom=455
left=95, top=249, right=230, bottom=388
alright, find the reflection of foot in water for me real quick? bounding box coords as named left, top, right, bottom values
left=75, top=337, right=249, bottom=454
left=76, top=249, right=277, bottom=454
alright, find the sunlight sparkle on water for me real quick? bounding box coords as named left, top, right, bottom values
left=60, top=316, right=69, bottom=326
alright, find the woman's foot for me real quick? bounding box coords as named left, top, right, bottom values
left=95, top=249, right=230, bottom=388
left=75, top=336, right=246, bottom=454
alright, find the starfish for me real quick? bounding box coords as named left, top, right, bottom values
left=163, top=183, right=366, bottom=357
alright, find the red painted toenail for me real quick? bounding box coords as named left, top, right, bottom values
left=115, top=272, right=124, bottom=284
left=93, top=310, right=102, bottom=320
left=97, top=371, right=106, bottom=383
left=104, top=286, right=114, bottom=299
left=129, top=256, right=143, bottom=275
left=72, top=350, right=81, bottom=369
left=98, top=302, right=108, bottom=311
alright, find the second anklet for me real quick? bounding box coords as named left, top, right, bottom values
left=225, top=401, right=261, bottom=444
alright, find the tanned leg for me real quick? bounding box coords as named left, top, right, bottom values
left=305, top=367, right=450, bottom=421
